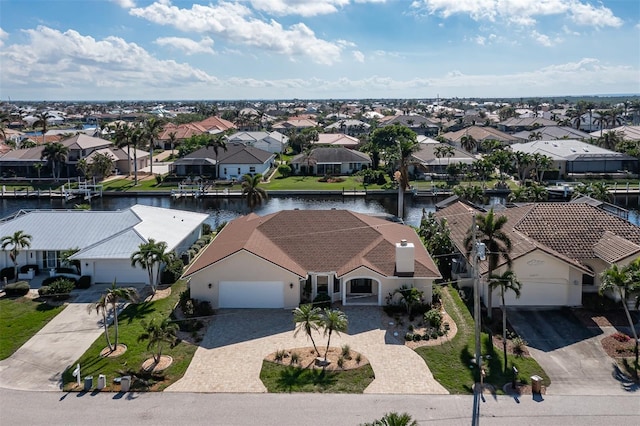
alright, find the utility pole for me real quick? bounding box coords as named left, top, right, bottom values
left=471, top=214, right=482, bottom=390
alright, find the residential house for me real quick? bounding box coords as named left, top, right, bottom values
left=225, top=131, right=288, bottom=154
left=512, top=126, right=591, bottom=142
left=497, top=117, right=558, bottom=133
left=170, top=143, right=274, bottom=180
left=441, top=126, right=518, bottom=150
left=435, top=201, right=640, bottom=308
left=157, top=122, right=208, bottom=149
left=272, top=118, right=319, bottom=132
left=183, top=209, right=441, bottom=308
left=378, top=114, right=439, bottom=136
left=85, top=146, right=150, bottom=176
left=589, top=125, right=640, bottom=142
left=324, top=119, right=371, bottom=136
left=0, top=205, right=208, bottom=284
left=311, top=133, right=360, bottom=149
left=510, top=139, right=638, bottom=178
left=194, top=116, right=236, bottom=134
left=290, top=147, right=371, bottom=176
left=410, top=141, right=475, bottom=176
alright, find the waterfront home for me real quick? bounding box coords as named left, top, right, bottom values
left=435, top=201, right=640, bottom=308
left=0, top=205, right=208, bottom=285
left=170, top=143, right=274, bottom=180
left=290, top=146, right=371, bottom=176
left=225, top=131, right=288, bottom=154
left=184, top=209, right=440, bottom=309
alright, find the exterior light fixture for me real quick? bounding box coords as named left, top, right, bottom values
left=208, top=283, right=212, bottom=289
left=289, top=283, right=294, bottom=289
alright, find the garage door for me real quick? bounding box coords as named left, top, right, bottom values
left=219, top=281, right=284, bottom=308
left=512, top=281, right=569, bottom=306
left=93, top=260, right=147, bottom=284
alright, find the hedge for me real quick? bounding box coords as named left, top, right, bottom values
left=4, top=281, right=30, bottom=297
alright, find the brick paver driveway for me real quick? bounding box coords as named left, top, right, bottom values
left=166, top=307, right=448, bottom=394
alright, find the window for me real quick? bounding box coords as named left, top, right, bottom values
left=237, top=168, right=241, bottom=174
left=350, top=278, right=372, bottom=293
left=249, top=167, right=256, bottom=173
left=317, top=276, right=329, bottom=294
left=333, top=276, right=340, bottom=293
left=223, top=168, right=227, bottom=175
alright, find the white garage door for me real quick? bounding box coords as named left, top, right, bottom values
left=219, top=281, right=284, bottom=308
left=511, top=281, right=569, bottom=306
left=93, top=260, right=146, bottom=284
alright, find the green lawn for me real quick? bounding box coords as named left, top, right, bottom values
left=260, top=361, right=375, bottom=393
left=415, top=285, right=549, bottom=394
left=61, top=280, right=198, bottom=391
left=264, top=174, right=387, bottom=191
left=0, top=297, right=66, bottom=360
left=101, top=178, right=178, bottom=192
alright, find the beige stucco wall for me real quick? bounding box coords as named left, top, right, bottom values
left=187, top=250, right=301, bottom=308
left=484, top=249, right=583, bottom=307
left=341, top=267, right=433, bottom=305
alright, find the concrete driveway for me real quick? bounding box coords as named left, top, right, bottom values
left=166, top=306, right=449, bottom=394
left=508, top=309, right=637, bottom=395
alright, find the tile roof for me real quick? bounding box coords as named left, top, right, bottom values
left=291, top=147, right=370, bottom=164
left=184, top=210, right=440, bottom=280
left=593, top=231, right=640, bottom=263
left=510, top=140, right=630, bottom=161
left=442, top=126, right=516, bottom=143
left=158, top=122, right=208, bottom=140
left=194, top=116, right=236, bottom=132
left=180, top=143, right=273, bottom=165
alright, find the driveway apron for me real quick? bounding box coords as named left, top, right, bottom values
left=166, top=307, right=448, bottom=394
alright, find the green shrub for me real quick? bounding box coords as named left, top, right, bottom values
left=194, top=300, right=214, bottom=317
left=312, top=293, right=331, bottom=309
left=290, top=351, right=300, bottom=365
left=337, top=356, right=345, bottom=368
left=76, top=275, right=91, bottom=289
left=1, top=267, right=15, bottom=281
left=47, top=278, right=75, bottom=300
left=19, top=264, right=40, bottom=274
left=404, top=332, right=414, bottom=341
left=341, top=344, right=351, bottom=358
left=161, top=259, right=184, bottom=284
left=4, top=281, right=30, bottom=296
left=38, top=285, right=51, bottom=297
left=202, top=223, right=212, bottom=235
left=42, top=276, right=77, bottom=287
left=277, top=164, right=292, bottom=177
left=412, top=333, right=421, bottom=342
left=424, top=308, right=443, bottom=328
left=274, top=349, right=286, bottom=362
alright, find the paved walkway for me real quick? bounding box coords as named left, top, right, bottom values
left=166, top=307, right=448, bottom=394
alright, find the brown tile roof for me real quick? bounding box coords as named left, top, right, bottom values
left=194, top=116, right=236, bottom=132
left=158, top=123, right=207, bottom=140
left=184, top=210, right=440, bottom=279
left=436, top=201, right=640, bottom=274
left=442, top=126, right=516, bottom=143
left=594, top=231, right=640, bottom=263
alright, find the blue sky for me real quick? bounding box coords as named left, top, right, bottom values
left=0, top=0, right=638, bottom=101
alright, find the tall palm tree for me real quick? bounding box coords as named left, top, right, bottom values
left=530, top=153, right=552, bottom=183
left=167, top=131, right=178, bottom=157
left=464, top=209, right=513, bottom=320
left=130, top=239, right=170, bottom=295
left=137, top=317, right=179, bottom=364
left=489, top=270, right=522, bottom=372
left=321, top=308, right=348, bottom=362
left=460, top=134, right=477, bottom=153
left=600, top=263, right=640, bottom=373
left=111, top=122, right=132, bottom=177
left=89, top=294, right=114, bottom=352
left=105, top=280, right=138, bottom=350
left=241, top=173, right=268, bottom=208
left=34, top=110, right=54, bottom=145
left=434, top=144, right=455, bottom=172
left=205, top=133, right=227, bottom=179
left=130, top=126, right=144, bottom=185
left=293, top=303, right=323, bottom=356
left=1, top=230, right=32, bottom=282
left=143, top=118, right=164, bottom=176
left=41, top=142, right=69, bottom=181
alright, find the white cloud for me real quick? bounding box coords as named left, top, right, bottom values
left=0, top=26, right=217, bottom=96
left=244, top=0, right=386, bottom=17
left=353, top=50, right=365, bottom=62
left=411, top=0, right=622, bottom=28
left=129, top=1, right=343, bottom=65
left=474, top=35, right=485, bottom=45
left=154, top=36, right=215, bottom=55
left=111, top=0, right=136, bottom=8
left=0, top=28, right=8, bottom=48
left=531, top=30, right=552, bottom=47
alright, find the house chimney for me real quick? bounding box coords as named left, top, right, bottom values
left=396, top=239, right=414, bottom=275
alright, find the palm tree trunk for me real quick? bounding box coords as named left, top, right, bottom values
left=150, top=144, right=154, bottom=176
left=620, top=289, right=639, bottom=376
left=502, top=289, right=508, bottom=373
left=102, top=310, right=114, bottom=351
left=324, top=330, right=333, bottom=362
left=113, top=303, right=119, bottom=348
left=134, top=150, right=138, bottom=185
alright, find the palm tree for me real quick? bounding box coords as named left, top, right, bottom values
left=600, top=263, right=640, bottom=374
left=293, top=304, right=323, bottom=356
left=34, top=111, right=54, bottom=145
left=530, top=153, right=552, bottom=183
left=321, top=308, right=348, bottom=362
left=205, top=133, right=227, bottom=179
left=130, top=126, right=144, bottom=185
left=89, top=294, right=114, bottom=352
left=137, top=317, right=179, bottom=364
left=528, top=131, right=542, bottom=141
left=143, top=118, right=164, bottom=176
left=573, top=182, right=611, bottom=202
left=90, top=152, right=115, bottom=180
left=392, top=285, right=423, bottom=317
left=167, top=131, right=178, bottom=157
left=464, top=209, right=513, bottom=320
left=60, top=247, right=81, bottom=274
left=362, top=412, right=418, bottom=426
left=512, top=151, right=533, bottom=183
left=460, top=134, right=477, bottom=153
left=434, top=144, right=455, bottom=172
left=130, top=239, right=170, bottom=295
left=41, top=142, right=69, bottom=181
left=241, top=173, right=268, bottom=208
left=111, top=122, right=132, bottom=177
left=1, top=230, right=32, bottom=282
left=489, top=270, right=522, bottom=372
left=300, top=146, right=317, bottom=175
left=105, top=280, right=138, bottom=350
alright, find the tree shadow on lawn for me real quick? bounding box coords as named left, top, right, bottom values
left=118, top=302, right=156, bottom=325
left=35, top=301, right=62, bottom=312
left=275, top=366, right=337, bottom=392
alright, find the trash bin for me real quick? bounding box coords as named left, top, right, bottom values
left=531, top=375, right=542, bottom=394
left=120, top=376, right=131, bottom=392
left=84, top=376, right=93, bottom=391
left=97, top=374, right=106, bottom=390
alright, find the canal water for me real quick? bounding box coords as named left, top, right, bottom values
left=1, top=193, right=638, bottom=228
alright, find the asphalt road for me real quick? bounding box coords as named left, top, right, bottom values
left=1, top=389, right=639, bottom=426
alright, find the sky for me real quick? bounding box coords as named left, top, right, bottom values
left=0, top=0, right=639, bottom=101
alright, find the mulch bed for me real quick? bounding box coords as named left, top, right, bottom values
left=601, top=334, right=636, bottom=358
left=491, top=335, right=530, bottom=357
left=265, top=347, right=369, bottom=371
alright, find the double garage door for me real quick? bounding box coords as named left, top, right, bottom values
left=219, top=281, right=284, bottom=308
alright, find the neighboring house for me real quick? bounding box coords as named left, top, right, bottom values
left=171, top=143, right=274, bottom=180
left=410, top=141, right=475, bottom=176
left=183, top=209, right=441, bottom=309
left=0, top=205, right=208, bottom=284
left=272, top=118, right=319, bottom=132
left=193, top=116, right=236, bottom=133
left=510, top=139, right=638, bottom=178
left=378, top=114, right=439, bottom=136
left=157, top=122, right=208, bottom=149
left=589, top=125, right=640, bottom=142
left=497, top=117, right=558, bottom=133
left=435, top=200, right=640, bottom=308
left=442, top=126, right=518, bottom=149
left=85, top=146, right=150, bottom=176
left=290, top=147, right=371, bottom=176
left=324, top=119, right=371, bottom=135
left=311, top=133, right=360, bottom=149
left=512, top=126, right=591, bottom=141
left=225, top=131, right=288, bottom=154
